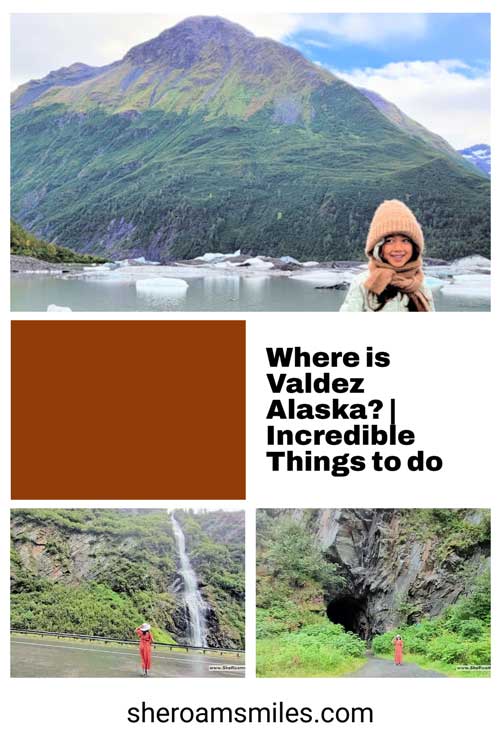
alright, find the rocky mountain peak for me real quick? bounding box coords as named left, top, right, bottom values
left=124, top=15, right=254, bottom=66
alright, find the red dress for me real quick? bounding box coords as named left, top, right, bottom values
left=135, top=628, right=153, bottom=670
left=393, top=638, right=404, bottom=665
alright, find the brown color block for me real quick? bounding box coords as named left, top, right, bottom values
left=11, top=320, right=245, bottom=500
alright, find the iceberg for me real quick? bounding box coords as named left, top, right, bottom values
left=130, top=256, right=160, bottom=265
left=194, top=250, right=241, bottom=262
left=440, top=273, right=490, bottom=300
left=47, top=304, right=72, bottom=312
left=280, top=255, right=301, bottom=264
left=84, top=272, right=132, bottom=284
left=235, top=257, right=274, bottom=270
left=301, top=261, right=320, bottom=267
left=449, top=255, right=490, bottom=274
left=291, top=269, right=356, bottom=285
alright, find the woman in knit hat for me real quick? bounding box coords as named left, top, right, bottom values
left=340, top=199, right=434, bottom=312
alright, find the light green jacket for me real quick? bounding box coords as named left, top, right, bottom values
left=340, top=271, right=435, bottom=312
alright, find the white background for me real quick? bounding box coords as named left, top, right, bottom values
left=2, top=1, right=498, bottom=748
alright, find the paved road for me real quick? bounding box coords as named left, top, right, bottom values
left=346, top=655, right=446, bottom=678
left=11, top=637, right=245, bottom=678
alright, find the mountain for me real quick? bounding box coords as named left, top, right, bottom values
left=359, top=87, right=489, bottom=180
left=11, top=509, right=245, bottom=648
left=11, top=218, right=106, bottom=264
left=358, top=88, right=463, bottom=162
left=11, top=16, right=490, bottom=261
left=458, top=144, right=491, bottom=177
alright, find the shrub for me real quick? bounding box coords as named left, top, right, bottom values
left=466, top=638, right=490, bottom=665
left=457, top=618, right=486, bottom=639
left=426, top=634, right=469, bottom=664
left=256, top=620, right=365, bottom=677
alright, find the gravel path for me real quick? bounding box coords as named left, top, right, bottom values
left=346, top=655, right=446, bottom=678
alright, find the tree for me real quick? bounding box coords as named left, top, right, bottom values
left=265, top=518, right=343, bottom=589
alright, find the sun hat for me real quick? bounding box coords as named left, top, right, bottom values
left=140, top=623, right=151, bottom=632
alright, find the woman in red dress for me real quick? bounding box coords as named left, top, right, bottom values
left=393, top=634, right=404, bottom=666
left=135, top=623, right=153, bottom=676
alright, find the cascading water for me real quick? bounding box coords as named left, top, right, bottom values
left=171, top=514, right=208, bottom=647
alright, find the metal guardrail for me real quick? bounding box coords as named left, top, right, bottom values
left=10, top=628, right=244, bottom=656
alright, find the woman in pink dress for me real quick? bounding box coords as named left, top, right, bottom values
left=135, top=622, right=153, bottom=676
left=393, top=634, right=404, bottom=666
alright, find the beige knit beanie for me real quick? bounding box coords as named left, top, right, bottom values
left=365, top=199, right=424, bottom=256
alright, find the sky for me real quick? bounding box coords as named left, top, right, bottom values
left=11, top=13, right=490, bottom=149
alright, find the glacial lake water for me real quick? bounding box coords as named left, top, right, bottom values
left=11, top=274, right=489, bottom=312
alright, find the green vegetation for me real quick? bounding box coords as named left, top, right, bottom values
left=257, top=623, right=365, bottom=678
left=11, top=218, right=106, bottom=264
left=398, top=509, right=490, bottom=562
left=11, top=77, right=489, bottom=261
left=11, top=581, right=174, bottom=641
left=256, top=509, right=490, bottom=678
left=372, top=571, right=491, bottom=677
left=256, top=512, right=364, bottom=677
left=11, top=509, right=244, bottom=647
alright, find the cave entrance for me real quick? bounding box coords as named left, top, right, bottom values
left=326, top=596, right=369, bottom=639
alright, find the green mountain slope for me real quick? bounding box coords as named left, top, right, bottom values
left=11, top=509, right=245, bottom=648
left=11, top=218, right=105, bottom=264
left=11, top=16, right=490, bottom=260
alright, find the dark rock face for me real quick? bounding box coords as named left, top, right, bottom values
left=11, top=511, right=244, bottom=648
left=125, top=16, right=252, bottom=68
left=293, top=509, right=490, bottom=640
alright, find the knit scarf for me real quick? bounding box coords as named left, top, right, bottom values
left=364, top=257, right=431, bottom=312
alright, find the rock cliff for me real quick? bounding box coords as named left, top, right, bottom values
left=276, top=508, right=490, bottom=639
left=11, top=509, right=244, bottom=648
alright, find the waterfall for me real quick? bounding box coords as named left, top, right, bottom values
left=171, top=514, right=208, bottom=647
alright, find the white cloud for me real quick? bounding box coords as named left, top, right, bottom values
left=229, top=13, right=300, bottom=40
left=11, top=13, right=302, bottom=88
left=329, top=60, right=490, bottom=149
left=303, top=39, right=330, bottom=49
left=297, top=13, right=428, bottom=46
left=11, top=13, right=430, bottom=89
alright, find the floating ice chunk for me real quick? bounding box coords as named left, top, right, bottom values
left=47, top=304, right=72, bottom=312
left=450, top=255, right=490, bottom=274
left=301, top=261, right=319, bottom=267
left=440, top=273, right=490, bottom=299
left=136, top=277, right=188, bottom=294
left=280, top=255, right=300, bottom=264
left=425, top=265, right=452, bottom=279
left=23, top=269, right=64, bottom=275
left=194, top=250, right=241, bottom=262
left=86, top=274, right=133, bottom=284
left=291, top=270, right=355, bottom=285
left=236, top=257, right=274, bottom=269
left=131, top=256, right=160, bottom=265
